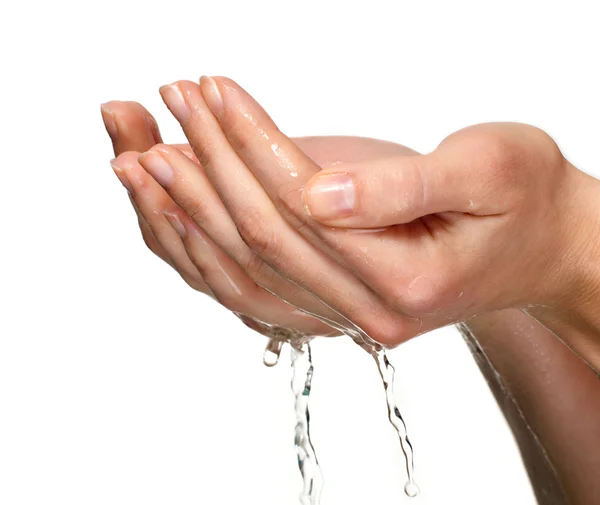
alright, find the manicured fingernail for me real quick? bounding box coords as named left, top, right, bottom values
left=159, top=83, right=190, bottom=122
left=304, top=173, right=356, bottom=220
left=110, top=158, right=134, bottom=194
left=163, top=210, right=187, bottom=239
left=200, top=76, right=223, bottom=118
left=138, top=151, right=174, bottom=187
left=101, top=103, right=119, bottom=141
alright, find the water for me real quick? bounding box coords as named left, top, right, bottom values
left=263, top=337, right=284, bottom=367
left=290, top=342, right=324, bottom=505
left=263, top=335, right=418, bottom=503
left=371, top=348, right=419, bottom=498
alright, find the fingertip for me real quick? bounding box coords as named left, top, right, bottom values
left=199, top=75, right=224, bottom=118
left=210, top=75, right=236, bottom=89
left=100, top=102, right=119, bottom=141
left=109, top=156, right=135, bottom=194
left=150, top=143, right=171, bottom=155
left=103, top=100, right=162, bottom=154
left=112, top=150, right=143, bottom=171
left=101, top=100, right=121, bottom=110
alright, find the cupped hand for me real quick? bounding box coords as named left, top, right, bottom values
left=101, top=84, right=600, bottom=504
left=131, top=77, right=598, bottom=355
left=101, top=101, right=420, bottom=348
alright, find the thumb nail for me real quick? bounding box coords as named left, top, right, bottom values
left=304, top=173, right=356, bottom=220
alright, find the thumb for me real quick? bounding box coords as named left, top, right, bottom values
left=302, top=153, right=476, bottom=228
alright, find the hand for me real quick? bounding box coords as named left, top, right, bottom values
left=102, top=102, right=417, bottom=347
left=101, top=101, right=340, bottom=351
left=102, top=81, right=600, bottom=504
left=135, top=77, right=600, bottom=361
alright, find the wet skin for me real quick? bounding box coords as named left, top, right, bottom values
left=102, top=80, right=600, bottom=504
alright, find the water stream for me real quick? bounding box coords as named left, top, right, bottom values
left=262, top=334, right=418, bottom=503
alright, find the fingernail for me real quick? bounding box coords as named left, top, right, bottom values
left=138, top=151, right=174, bottom=187
left=159, top=83, right=190, bottom=122
left=200, top=76, right=223, bottom=118
left=143, top=114, right=161, bottom=144
left=163, top=210, right=187, bottom=239
left=304, top=173, right=356, bottom=220
left=110, top=158, right=134, bottom=194
left=101, top=103, right=119, bottom=141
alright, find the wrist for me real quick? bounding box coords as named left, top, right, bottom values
left=527, top=164, right=600, bottom=365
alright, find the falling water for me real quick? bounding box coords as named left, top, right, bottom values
left=372, top=348, right=419, bottom=497
left=290, top=342, right=324, bottom=505
left=258, top=329, right=418, bottom=503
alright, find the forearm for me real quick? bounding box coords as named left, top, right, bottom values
left=459, top=309, right=600, bottom=505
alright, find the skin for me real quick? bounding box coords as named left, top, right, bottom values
left=101, top=78, right=600, bottom=503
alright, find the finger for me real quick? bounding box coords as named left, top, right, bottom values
left=301, top=125, right=524, bottom=228
left=185, top=78, right=466, bottom=334
left=137, top=144, right=348, bottom=332
left=156, top=80, right=420, bottom=345
left=128, top=194, right=173, bottom=266
left=101, top=101, right=162, bottom=156
left=198, top=77, right=475, bottom=229
left=198, top=76, right=322, bottom=214
left=110, top=152, right=212, bottom=295
left=161, top=204, right=335, bottom=336
left=103, top=100, right=173, bottom=264
left=113, top=133, right=331, bottom=336
left=99, top=99, right=197, bottom=163
left=191, top=77, right=385, bottom=263
left=102, top=101, right=209, bottom=279
left=302, top=152, right=479, bottom=228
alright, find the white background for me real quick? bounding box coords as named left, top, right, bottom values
left=1, top=1, right=598, bottom=504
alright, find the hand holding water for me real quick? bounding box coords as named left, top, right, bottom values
left=100, top=100, right=340, bottom=353
left=101, top=77, right=600, bottom=505
left=110, top=77, right=598, bottom=363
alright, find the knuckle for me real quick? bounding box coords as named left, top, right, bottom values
left=192, top=140, right=218, bottom=168
left=444, top=125, right=521, bottom=183
left=477, top=132, right=514, bottom=167
left=186, top=253, right=210, bottom=280
left=235, top=212, right=282, bottom=262
left=242, top=251, right=278, bottom=286
left=140, top=228, right=158, bottom=253
left=386, top=268, right=453, bottom=317
left=186, top=197, right=211, bottom=225
left=465, top=129, right=525, bottom=187
left=357, top=312, right=412, bottom=348
left=226, top=116, right=263, bottom=153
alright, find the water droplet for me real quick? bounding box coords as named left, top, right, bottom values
left=263, top=338, right=283, bottom=367
left=404, top=481, right=420, bottom=498
left=263, top=350, right=278, bottom=367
